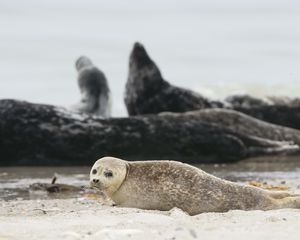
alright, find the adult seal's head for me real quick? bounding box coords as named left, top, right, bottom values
left=128, top=42, right=165, bottom=90
left=72, top=56, right=112, bottom=117
left=124, top=42, right=214, bottom=116
left=90, top=156, right=300, bottom=215
left=75, top=56, right=93, bottom=71
left=125, top=42, right=168, bottom=115
left=129, top=42, right=158, bottom=70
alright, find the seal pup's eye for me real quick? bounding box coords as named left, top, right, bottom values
left=92, top=169, right=97, bottom=174
left=104, top=170, right=113, bottom=178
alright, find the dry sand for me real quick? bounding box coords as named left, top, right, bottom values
left=1, top=197, right=300, bottom=240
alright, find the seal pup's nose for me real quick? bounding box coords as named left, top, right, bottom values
left=92, top=179, right=99, bottom=183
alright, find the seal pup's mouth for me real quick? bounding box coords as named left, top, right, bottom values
left=90, top=180, right=108, bottom=192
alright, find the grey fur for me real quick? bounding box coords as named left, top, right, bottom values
left=91, top=157, right=300, bottom=216
left=72, top=56, right=111, bottom=117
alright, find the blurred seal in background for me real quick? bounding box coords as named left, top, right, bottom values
left=124, top=42, right=222, bottom=116
left=72, top=56, right=111, bottom=117
left=124, top=43, right=300, bottom=130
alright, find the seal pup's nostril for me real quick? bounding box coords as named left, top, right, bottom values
left=93, top=179, right=99, bottom=183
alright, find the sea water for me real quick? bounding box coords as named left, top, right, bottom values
left=0, top=0, right=300, bottom=116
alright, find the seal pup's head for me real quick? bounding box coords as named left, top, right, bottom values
left=90, top=157, right=128, bottom=197
left=75, top=56, right=93, bottom=71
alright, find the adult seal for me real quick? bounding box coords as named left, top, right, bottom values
left=72, top=56, right=111, bottom=117
left=124, top=43, right=300, bottom=130
left=124, top=42, right=222, bottom=116
left=90, top=157, right=300, bottom=215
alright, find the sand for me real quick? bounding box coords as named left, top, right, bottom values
left=2, top=162, right=300, bottom=240
left=1, top=197, right=300, bottom=240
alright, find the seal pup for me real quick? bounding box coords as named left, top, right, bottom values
left=90, top=157, right=300, bottom=215
left=72, top=56, right=111, bottom=117
left=124, top=42, right=221, bottom=116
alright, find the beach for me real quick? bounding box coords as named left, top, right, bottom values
left=1, top=198, right=300, bottom=240
left=1, top=161, right=300, bottom=240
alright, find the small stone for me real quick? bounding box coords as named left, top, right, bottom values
left=189, top=229, right=197, bottom=238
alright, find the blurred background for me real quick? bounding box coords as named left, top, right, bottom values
left=0, top=0, right=300, bottom=116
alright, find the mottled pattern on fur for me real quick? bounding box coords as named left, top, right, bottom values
left=91, top=157, right=300, bottom=216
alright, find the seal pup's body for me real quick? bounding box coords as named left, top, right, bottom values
left=73, top=56, right=111, bottom=117
left=90, top=157, right=300, bottom=215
